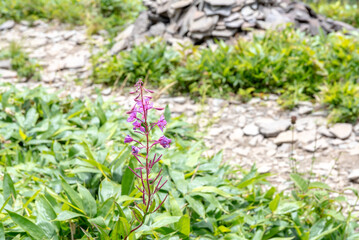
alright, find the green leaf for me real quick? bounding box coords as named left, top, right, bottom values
left=184, top=195, right=205, bottom=219
left=24, top=108, right=38, bottom=129
left=164, top=104, right=171, bottom=122
left=175, top=215, right=190, bottom=236
left=308, top=182, right=331, bottom=190
left=78, top=184, right=97, bottom=217
left=290, top=173, right=308, bottom=192
left=0, top=222, right=5, bottom=240
left=275, top=201, right=304, bottom=215
left=311, top=224, right=341, bottom=240
left=56, top=211, right=85, bottom=221
left=151, top=216, right=181, bottom=229
left=269, top=194, right=280, bottom=212
left=121, top=160, right=136, bottom=196
left=60, top=177, right=85, bottom=213
left=3, top=172, right=16, bottom=205
left=117, top=217, right=131, bottom=239
left=7, top=210, right=47, bottom=240
left=169, top=194, right=182, bottom=216
left=191, top=186, right=231, bottom=198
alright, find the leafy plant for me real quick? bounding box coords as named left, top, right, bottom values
left=0, top=42, right=41, bottom=81
left=0, top=84, right=358, bottom=239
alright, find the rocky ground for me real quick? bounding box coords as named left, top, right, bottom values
left=1, top=21, right=359, bottom=211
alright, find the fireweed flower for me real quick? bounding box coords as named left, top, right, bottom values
left=123, top=79, right=171, bottom=239
left=158, top=136, right=171, bottom=148
left=124, top=135, right=133, bottom=143
left=157, top=115, right=167, bottom=132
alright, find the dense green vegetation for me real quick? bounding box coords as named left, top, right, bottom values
left=92, top=28, right=359, bottom=123
left=0, top=42, right=41, bottom=81
left=0, top=84, right=358, bottom=239
left=310, top=1, right=359, bottom=27
left=0, top=0, right=143, bottom=36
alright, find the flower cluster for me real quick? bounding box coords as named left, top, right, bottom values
left=123, top=79, right=171, bottom=237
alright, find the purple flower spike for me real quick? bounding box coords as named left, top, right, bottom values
left=157, top=115, right=167, bottom=132
left=124, top=79, right=170, bottom=239
left=158, top=136, right=172, bottom=148
left=124, top=135, right=133, bottom=143
left=131, top=146, right=139, bottom=155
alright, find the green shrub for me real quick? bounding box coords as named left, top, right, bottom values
left=311, top=1, right=359, bottom=28
left=93, top=40, right=181, bottom=87
left=0, top=42, right=41, bottom=81
left=92, top=29, right=359, bottom=122
left=0, top=84, right=358, bottom=239
left=0, top=0, right=143, bottom=36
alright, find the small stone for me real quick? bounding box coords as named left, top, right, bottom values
left=171, top=0, right=193, bottom=9
left=318, top=126, right=334, bottom=138
left=258, top=165, right=272, bottom=173
left=233, top=147, right=250, bottom=156
left=28, top=38, right=48, bottom=48
left=110, top=39, right=128, bottom=55
left=205, top=0, right=236, bottom=6
left=298, top=106, right=313, bottom=115
left=274, top=130, right=297, bottom=145
left=149, top=22, right=166, bottom=36
left=0, top=20, right=15, bottom=30
left=348, top=169, right=359, bottom=183
left=297, top=130, right=317, bottom=144
left=0, top=69, right=17, bottom=79
left=354, top=123, right=359, bottom=136
left=243, top=124, right=259, bottom=136
left=189, top=15, right=219, bottom=33
left=209, top=127, right=223, bottom=136
left=259, top=119, right=291, bottom=138
left=0, top=59, right=12, bottom=69
left=64, top=55, right=86, bottom=69
left=303, top=139, right=329, bottom=152
left=172, top=97, right=187, bottom=104
left=229, top=128, right=244, bottom=141
left=101, top=88, right=112, bottom=96
left=330, top=123, right=353, bottom=140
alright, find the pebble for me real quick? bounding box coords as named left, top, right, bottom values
left=243, top=124, right=259, bottom=136
left=330, top=123, right=353, bottom=140
left=348, top=169, right=359, bottom=183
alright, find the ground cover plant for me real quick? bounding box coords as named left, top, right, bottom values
left=0, top=42, right=41, bottom=81
left=0, top=83, right=358, bottom=239
left=0, top=0, right=143, bottom=36
left=308, top=1, right=359, bottom=27
left=92, top=28, right=359, bottom=123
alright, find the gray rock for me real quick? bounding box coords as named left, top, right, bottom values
left=241, top=6, right=254, bottom=17
left=0, top=69, right=17, bottom=79
left=258, top=119, right=291, bottom=138
left=229, top=128, right=244, bottom=141
left=0, top=59, right=12, bottom=69
left=204, top=4, right=232, bottom=17
left=205, top=0, right=236, bottom=6
left=110, top=39, right=128, bottom=55
left=28, top=38, right=48, bottom=48
left=354, top=123, right=359, bottom=136
left=318, top=126, right=334, bottom=138
left=0, top=20, right=15, bottom=31
left=348, top=169, right=359, bottom=183
left=149, top=22, right=166, bottom=36
left=274, top=130, right=297, bottom=145
left=243, top=124, right=259, bottom=136
left=190, top=15, right=219, bottom=33
left=225, top=19, right=244, bottom=28
left=212, top=29, right=236, bottom=37
left=171, top=0, right=193, bottom=9
left=64, top=56, right=86, bottom=69
left=114, top=24, right=134, bottom=42
left=298, top=106, right=313, bottom=115
left=303, top=139, right=329, bottom=152
left=330, top=123, right=353, bottom=140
